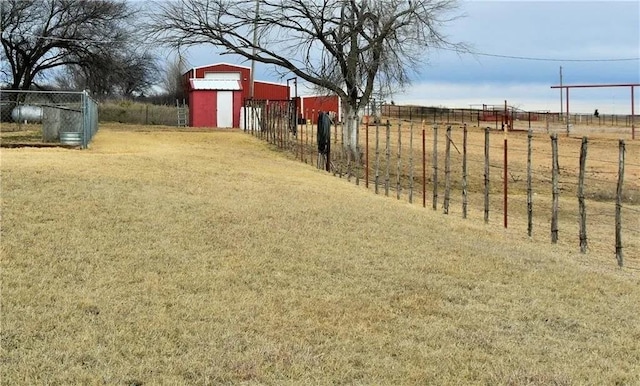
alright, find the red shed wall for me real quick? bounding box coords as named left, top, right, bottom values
left=232, top=90, right=242, bottom=127
left=300, top=96, right=340, bottom=123
left=190, top=90, right=217, bottom=127
left=254, top=81, right=290, bottom=100
left=190, top=89, right=243, bottom=128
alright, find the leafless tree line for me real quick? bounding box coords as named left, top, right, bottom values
left=0, top=0, right=187, bottom=101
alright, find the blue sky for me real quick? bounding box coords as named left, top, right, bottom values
left=180, top=1, right=640, bottom=114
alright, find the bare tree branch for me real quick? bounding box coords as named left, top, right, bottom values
left=146, top=0, right=465, bottom=155
left=0, top=0, right=147, bottom=91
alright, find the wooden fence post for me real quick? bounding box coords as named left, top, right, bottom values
left=284, top=104, right=288, bottom=151
left=336, top=115, right=342, bottom=175
left=305, top=110, right=309, bottom=164
left=375, top=120, right=380, bottom=194
left=397, top=121, right=402, bottom=200
left=527, top=129, right=533, bottom=237
left=365, top=122, right=369, bottom=189
left=385, top=120, right=390, bottom=197
left=354, top=117, right=360, bottom=184
left=354, top=116, right=359, bottom=184
left=262, top=103, right=266, bottom=140
left=432, top=125, right=439, bottom=210
left=484, top=127, right=490, bottom=223
left=503, top=133, right=508, bottom=229
left=269, top=104, right=274, bottom=142
left=334, top=111, right=338, bottom=146
left=578, top=137, right=588, bottom=253
left=462, top=124, right=468, bottom=218
left=265, top=104, right=270, bottom=143
left=260, top=104, right=271, bottom=143
left=311, top=109, right=315, bottom=168
left=615, top=139, right=625, bottom=267
left=347, top=116, right=352, bottom=182
left=551, top=133, right=559, bottom=244
left=278, top=103, right=282, bottom=149
left=280, top=107, right=291, bottom=150
left=283, top=104, right=288, bottom=151
left=269, top=104, right=279, bottom=147
left=409, top=121, right=414, bottom=204
left=443, top=125, right=452, bottom=214
left=277, top=104, right=281, bottom=148
left=422, top=126, right=426, bottom=208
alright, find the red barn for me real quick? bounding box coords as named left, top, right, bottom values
left=184, top=63, right=290, bottom=128
left=188, top=79, right=243, bottom=127
left=299, top=95, right=342, bottom=124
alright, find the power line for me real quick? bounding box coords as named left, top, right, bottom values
left=439, top=46, right=640, bottom=63
left=7, top=30, right=640, bottom=67
left=10, top=31, right=640, bottom=63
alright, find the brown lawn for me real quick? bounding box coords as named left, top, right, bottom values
left=1, top=123, right=639, bottom=384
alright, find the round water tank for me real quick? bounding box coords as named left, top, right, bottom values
left=60, top=131, right=83, bottom=146
left=11, top=105, right=43, bottom=123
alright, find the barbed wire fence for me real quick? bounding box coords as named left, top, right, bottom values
left=245, top=103, right=639, bottom=269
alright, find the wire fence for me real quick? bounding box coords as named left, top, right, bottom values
left=1, top=89, right=99, bottom=149
left=246, top=109, right=639, bottom=268
left=97, top=101, right=183, bottom=126
left=379, top=104, right=638, bottom=139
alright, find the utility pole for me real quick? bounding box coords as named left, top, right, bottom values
left=250, top=0, right=260, bottom=99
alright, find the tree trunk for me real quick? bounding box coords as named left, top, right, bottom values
left=342, top=102, right=361, bottom=159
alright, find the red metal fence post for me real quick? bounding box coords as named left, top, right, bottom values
left=632, top=86, right=636, bottom=140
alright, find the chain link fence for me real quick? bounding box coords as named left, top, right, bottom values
left=1, top=89, right=99, bottom=149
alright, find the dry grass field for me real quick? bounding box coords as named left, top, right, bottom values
left=2, top=123, right=640, bottom=384
left=291, top=118, right=639, bottom=261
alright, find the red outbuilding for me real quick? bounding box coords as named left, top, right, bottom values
left=184, top=63, right=290, bottom=128
left=298, top=95, right=342, bottom=124
left=188, top=79, right=243, bottom=128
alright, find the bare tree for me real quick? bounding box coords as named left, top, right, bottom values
left=54, top=49, right=159, bottom=99
left=162, top=53, right=188, bottom=101
left=147, top=0, right=463, bottom=156
left=0, top=0, right=134, bottom=90
left=117, top=51, right=160, bottom=98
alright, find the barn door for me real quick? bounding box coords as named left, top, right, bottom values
left=217, top=91, right=233, bottom=127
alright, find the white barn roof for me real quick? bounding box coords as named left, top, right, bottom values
left=189, top=79, right=242, bottom=91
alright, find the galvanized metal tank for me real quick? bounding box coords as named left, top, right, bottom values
left=11, top=105, right=43, bottom=123
left=59, top=131, right=83, bottom=146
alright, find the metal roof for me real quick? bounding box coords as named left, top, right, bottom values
left=189, top=62, right=251, bottom=71
left=254, top=80, right=288, bottom=87
left=189, top=79, right=243, bottom=91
